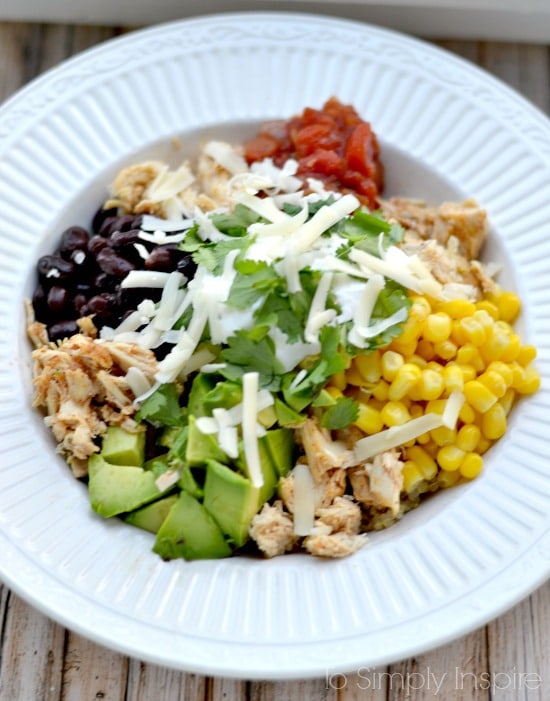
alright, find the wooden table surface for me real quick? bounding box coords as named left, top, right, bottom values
left=0, top=20, right=548, bottom=701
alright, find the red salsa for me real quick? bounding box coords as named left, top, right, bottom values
left=243, top=97, right=383, bottom=209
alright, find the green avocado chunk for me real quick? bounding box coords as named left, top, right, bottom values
left=203, top=460, right=261, bottom=547
left=260, top=428, right=295, bottom=478
left=100, top=425, right=145, bottom=466
left=153, top=491, right=232, bottom=560
left=186, top=415, right=227, bottom=466
left=88, top=454, right=163, bottom=518
left=125, top=494, right=179, bottom=534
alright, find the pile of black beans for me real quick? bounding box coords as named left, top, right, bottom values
left=32, top=206, right=197, bottom=343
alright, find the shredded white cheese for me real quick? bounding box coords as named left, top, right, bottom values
left=241, top=372, right=264, bottom=488
left=293, top=464, right=316, bottom=536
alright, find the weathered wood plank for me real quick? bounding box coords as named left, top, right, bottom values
left=486, top=581, right=550, bottom=701
left=386, top=629, right=490, bottom=701
left=0, top=593, right=65, bottom=701
left=60, top=632, right=128, bottom=701
left=209, top=676, right=248, bottom=701
left=125, top=658, right=208, bottom=700
left=249, top=678, right=337, bottom=701
left=0, top=23, right=38, bottom=103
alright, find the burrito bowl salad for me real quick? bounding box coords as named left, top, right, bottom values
left=27, top=98, right=540, bottom=561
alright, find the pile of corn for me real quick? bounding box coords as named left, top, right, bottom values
left=329, top=288, right=540, bottom=495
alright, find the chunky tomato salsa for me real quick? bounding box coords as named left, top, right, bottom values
left=243, top=97, right=383, bottom=209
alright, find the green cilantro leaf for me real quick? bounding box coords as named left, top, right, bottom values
left=209, top=204, right=262, bottom=236
left=320, top=397, right=359, bottom=430
left=220, top=327, right=285, bottom=390
left=135, top=384, right=186, bottom=427
left=192, top=238, right=249, bottom=274
left=227, top=260, right=281, bottom=309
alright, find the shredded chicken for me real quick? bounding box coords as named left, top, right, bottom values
left=279, top=465, right=346, bottom=514
left=349, top=450, right=404, bottom=515
left=248, top=501, right=298, bottom=558
left=303, top=526, right=367, bottom=558
left=297, top=418, right=355, bottom=482
left=381, top=197, right=488, bottom=259
left=31, top=334, right=157, bottom=475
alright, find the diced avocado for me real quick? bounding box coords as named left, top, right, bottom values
left=256, top=439, right=279, bottom=504
left=187, top=373, right=216, bottom=417
left=258, top=404, right=277, bottom=428
left=186, top=415, right=227, bottom=466
left=88, top=454, right=163, bottom=518
left=260, top=428, right=295, bottom=477
left=153, top=491, right=231, bottom=560
left=177, top=463, right=203, bottom=499
left=158, top=426, right=180, bottom=449
left=203, top=460, right=261, bottom=547
left=311, top=388, right=338, bottom=408
left=125, top=494, right=179, bottom=534
left=101, top=426, right=145, bottom=467
left=203, top=380, right=242, bottom=414
left=273, top=397, right=305, bottom=427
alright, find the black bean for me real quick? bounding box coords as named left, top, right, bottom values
left=110, top=229, right=140, bottom=249
left=144, top=247, right=177, bottom=272
left=88, top=236, right=110, bottom=256
left=112, top=214, right=138, bottom=233
left=98, top=216, right=118, bottom=237
left=85, top=293, right=117, bottom=319
left=92, top=206, right=118, bottom=234
left=73, top=294, right=89, bottom=316
left=32, top=284, right=48, bottom=317
left=176, top=255, right=198, bottom=280
left=70, top=248, right=97, bottom=274
left=37, top=255, right=75, bottom=282
left=48, top=320, right=79, bottom=342
left=96, top=247, right=135, bottom=277
left=59, top=226, right=89, bottom=257
left=93, top=272, right=118, bottom=292
left=47, top=286, right=69, bottom=314
left=117, top=286, right=162, bottom=308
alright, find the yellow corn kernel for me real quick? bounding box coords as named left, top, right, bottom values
left=410, top=403, right=424, bottom=419
left=477, top=436, right=493, bottom=454
left=416, top=339, right=435, bottom=361
left=437, top=298, right=476, bottom=320
left=481, top=403, right=507, bottom=440
left=458, top=402, right=476, bottom=424
left=473, top=308, right=496, bottom=331
left=402, top=460, right=425, bottom=493
left=463, top=380, right=498, bottom=413
left=416, top=430, right=432, bottom=445
left=456, top=424, right=481, bottom=452
left=345, top=366, right=366, bottom=386
left=355, top=351, right=381, bottom=383
left=494, top=320, right=513, bottom=335
left=451, top=320, right=468, bottom=346
left=455, top=363, right=477, bottom=383
left=417, top=368, right=445, bottom=401
left=481, top=332, right=510, bottom=363
left=514, top=364, right=541, bottom=395
left=353, top=403, right=384, bottom=435
left=437, top=445, right=466, bottom=472
left=329, top=371, right=347, bottom=391
left=381, top=401, right=411, bottom=427
left=475, top=300, right=499, bottom=320
left=459, top=317, right=487, bottom=346
left=486, top=361, right=514, bottom=387
left=431, top=425, right=457, bottom=447
left=460, top=452, right=484, bottom=479
left=387, top=363, right=422, bottom=401
left=433, top=340, right=458, bottom=360
left=407, top=445, right=438, bottom=480
left=455, top=343, right=479, bottom=365
left=381, top=350, right=404, bottom=382
left=423, top=313, right=452, bottom=343
left=516, top=344, right=537, bottom=367
left=407, top=353, right=428, bottom=369
left=326, top=385, right=344, bottom=400
left=371, top=379, right=389, bottom=401
left=409, top=295, right=432, bottom=320
left=499, top=388, right=516, bottom=416
left=425, top=399, right=447, bottom=416
left=437, top=469, right=462, bottom=488
left=500, top=333, right=521, bottom=363
left=390, top=337, right=419, bottom=357
left=477, top=370, right=507, bottom=398
left=442, top=365, right=464, bottom=395
left=496, top=291, right=521, bottom=323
